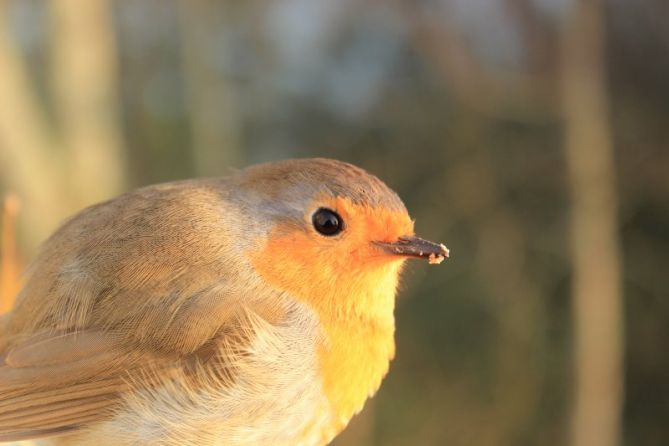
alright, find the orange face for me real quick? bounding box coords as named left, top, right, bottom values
left=249, top=194, right=415, bottom=318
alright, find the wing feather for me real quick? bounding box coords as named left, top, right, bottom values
left=0, top=331, right=162, bottom=441
left=0, top=379, right=125, bottom=412
left=0, top=395, right=114, bottom=429
left=5, top=330, right=112, bottom=368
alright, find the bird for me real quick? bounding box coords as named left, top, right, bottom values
left=0, top=158, right=448, bottom=445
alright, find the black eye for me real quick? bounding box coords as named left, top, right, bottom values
left=312, top=208, right=344, bottom=236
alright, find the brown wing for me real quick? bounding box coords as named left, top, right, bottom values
left=0, top=328, right=238, bottom=442
left=0, top=330, right=149, bottom=441
left=0, top=181, right=271, bottom=441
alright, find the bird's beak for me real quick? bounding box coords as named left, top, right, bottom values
left=375, top=236, right=450, bottom=265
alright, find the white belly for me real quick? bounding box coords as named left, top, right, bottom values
left=41, top=304, right=337, bottom=446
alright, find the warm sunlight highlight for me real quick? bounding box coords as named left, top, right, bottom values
left=1, top=194, right=22, bottom=314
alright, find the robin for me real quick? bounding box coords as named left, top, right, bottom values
left=0, top=158, right=448, bottom=445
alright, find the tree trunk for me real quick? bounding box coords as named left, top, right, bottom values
left=561, top=1, right=624, bottom=446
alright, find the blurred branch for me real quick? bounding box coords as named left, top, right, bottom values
left=0, top=4, right=71, bottom=244
left=50, top=0, right=126, bottom=203
left=178, top=1, right=242, bottom=174
left=0, top=1, right=125, bottom=250
left=561, top=1, right=624, bottom=446
left=0, top=194, right=21, bottom=314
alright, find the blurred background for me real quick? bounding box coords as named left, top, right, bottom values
left=0, top=0, right=667, bottom=445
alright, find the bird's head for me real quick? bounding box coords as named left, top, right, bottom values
left=235, top=158, right=448, bottom=320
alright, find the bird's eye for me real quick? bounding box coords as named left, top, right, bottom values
left=312, top=208, right=344, bottom=236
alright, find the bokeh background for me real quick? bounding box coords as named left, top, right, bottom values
left=0, top=1, right=667, bottom=445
